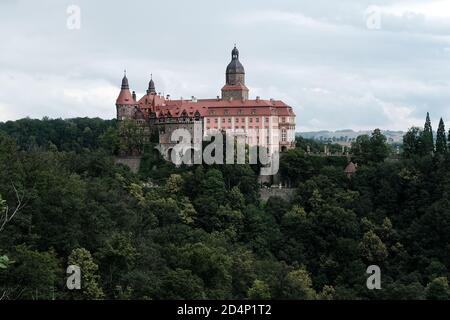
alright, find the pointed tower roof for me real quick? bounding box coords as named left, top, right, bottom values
left=147, top=74, right=156, bottom=94
left=226, top=45, right=245, bottom=75
left=116, top=71, right=134, bottom=105
left=121, top=72, right=129, bottom=89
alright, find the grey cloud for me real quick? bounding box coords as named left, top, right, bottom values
left=1, top=0, right=450, bottom=131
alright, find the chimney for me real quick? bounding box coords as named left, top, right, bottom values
left=132, top=91, right=136, bottom=101
left=216, top=96, right=220, bottom=101
left=256, top=96, right=260, bottom=102
left=191, top=96, right=197, bottom=102
left=166, top=94, right=170, bottom=100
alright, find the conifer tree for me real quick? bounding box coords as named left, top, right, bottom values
left=421, top=112, right=434, bottom=155
left=447, top=129, right=450, bottom=150
left=436, top=118, right=447, bottom=154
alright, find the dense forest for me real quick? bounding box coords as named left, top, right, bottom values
left=1, top=114, right=450, bottom=300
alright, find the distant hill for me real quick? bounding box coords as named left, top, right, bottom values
left=297, top=129, right=404, bottom=145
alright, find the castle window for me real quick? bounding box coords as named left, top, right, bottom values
left=282, top=117, right=286, bottom=123
left=282, top=129, right=287, bottom=141
left=228, top=118, right=231, bottom=123
left=251, top=109, right=256, bottom=115
left=207, top=118, right=210, bottom=123
left=224, top=109, right=229, bottom=115
left=222, top=118, right=225, bottom=123
left=215, top=118, right=218, bottom=123
left=236, top=118, right=239, bottom=123
left=265, top=117, right=269, bottom=123
left=256, top=118, right=259, bottom=123
left=249, top=118, right=253, bottom=123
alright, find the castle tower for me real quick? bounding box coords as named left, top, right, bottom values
left=221, top=45, right=249, bottom=100
left=116, top=71, right=136, bottom=120
left=147, top=74, right=156, bottom=95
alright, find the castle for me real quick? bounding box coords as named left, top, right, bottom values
left=116, top=46, right=296, bottom=159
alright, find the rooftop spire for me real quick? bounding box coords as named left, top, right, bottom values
left=147, top=74, right=156, bottom=94
left=121, top=70, right=129, bottom=90
left=231, top=45, right=239, bottom=60
left=223, top=45, right=248, bottom=100
left=117, top=70, right=133, bottom=105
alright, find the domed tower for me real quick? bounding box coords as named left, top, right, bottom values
left=221, top=45, right=249, bottom=100
left=116, top=71, right=136, bottom=121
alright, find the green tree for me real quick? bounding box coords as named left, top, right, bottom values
left=118, top=120, right=145, bottom=156
left=351, top=130, right=389, bottom=163
left=97, top=232, right=137, bottom=295
left=179, top=242, right=232, bottom=299
left=228, top=186, right=245, bottom=211
left=231, top=249, right=256, bottom=298
left=448, top=129, right=450, bottom=150
left=160, top=268, right=205, bottom=299
left=0, top=194, right=6, bottom=214
left=0, top=245, right=61, bottom=300
left=247, top=279, right=271, bottom=300
left=368, top=129, right=390, bottom=162
left=421, top=112, right=434, bottom=155
left=359, top=230, right=388, bottom=263
left=68, top=248, right=104, bottom=299
left=100, top=126, right=121, bottom=155
left=436, top=118, right=447, bottom=154
left=165, top=174, right=184, bottom=195
left=351, top=134, right=370, bottom=163
left=426, top=277, right=450, bottom=300
left=282, top=268, right=317, bottom=300
left=194, top=169, right=227, bottom=231
left=403, top=127, right=422, bottom=158
left=318, top=285, right=335, bottom=300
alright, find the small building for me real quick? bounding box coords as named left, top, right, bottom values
left=344, top=161, right=357, bottom=178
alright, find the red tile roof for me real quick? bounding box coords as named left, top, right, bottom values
left=221, top=83, right=249, bottom=91
left=119, top=91, right=295, bottom=118
left=344, top=162, right=357, bottom=174
left=116, top=89, right=134, bottom=105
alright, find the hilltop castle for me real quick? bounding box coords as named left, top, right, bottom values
left=116, top=46, right=296, bottom=158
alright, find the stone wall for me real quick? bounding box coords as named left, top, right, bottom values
left=260, top=187, right=296, bottom=202
left=114, top=156, right=142, bottom=173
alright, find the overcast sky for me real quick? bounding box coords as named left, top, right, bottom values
left=1, top=0, right=450, bottom=131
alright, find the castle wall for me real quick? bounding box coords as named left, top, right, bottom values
left=260, top=187, right=296, bottom=202
left=114, top=156, right=141, bottom=173
left=117, top=104, right=138, bottom=121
